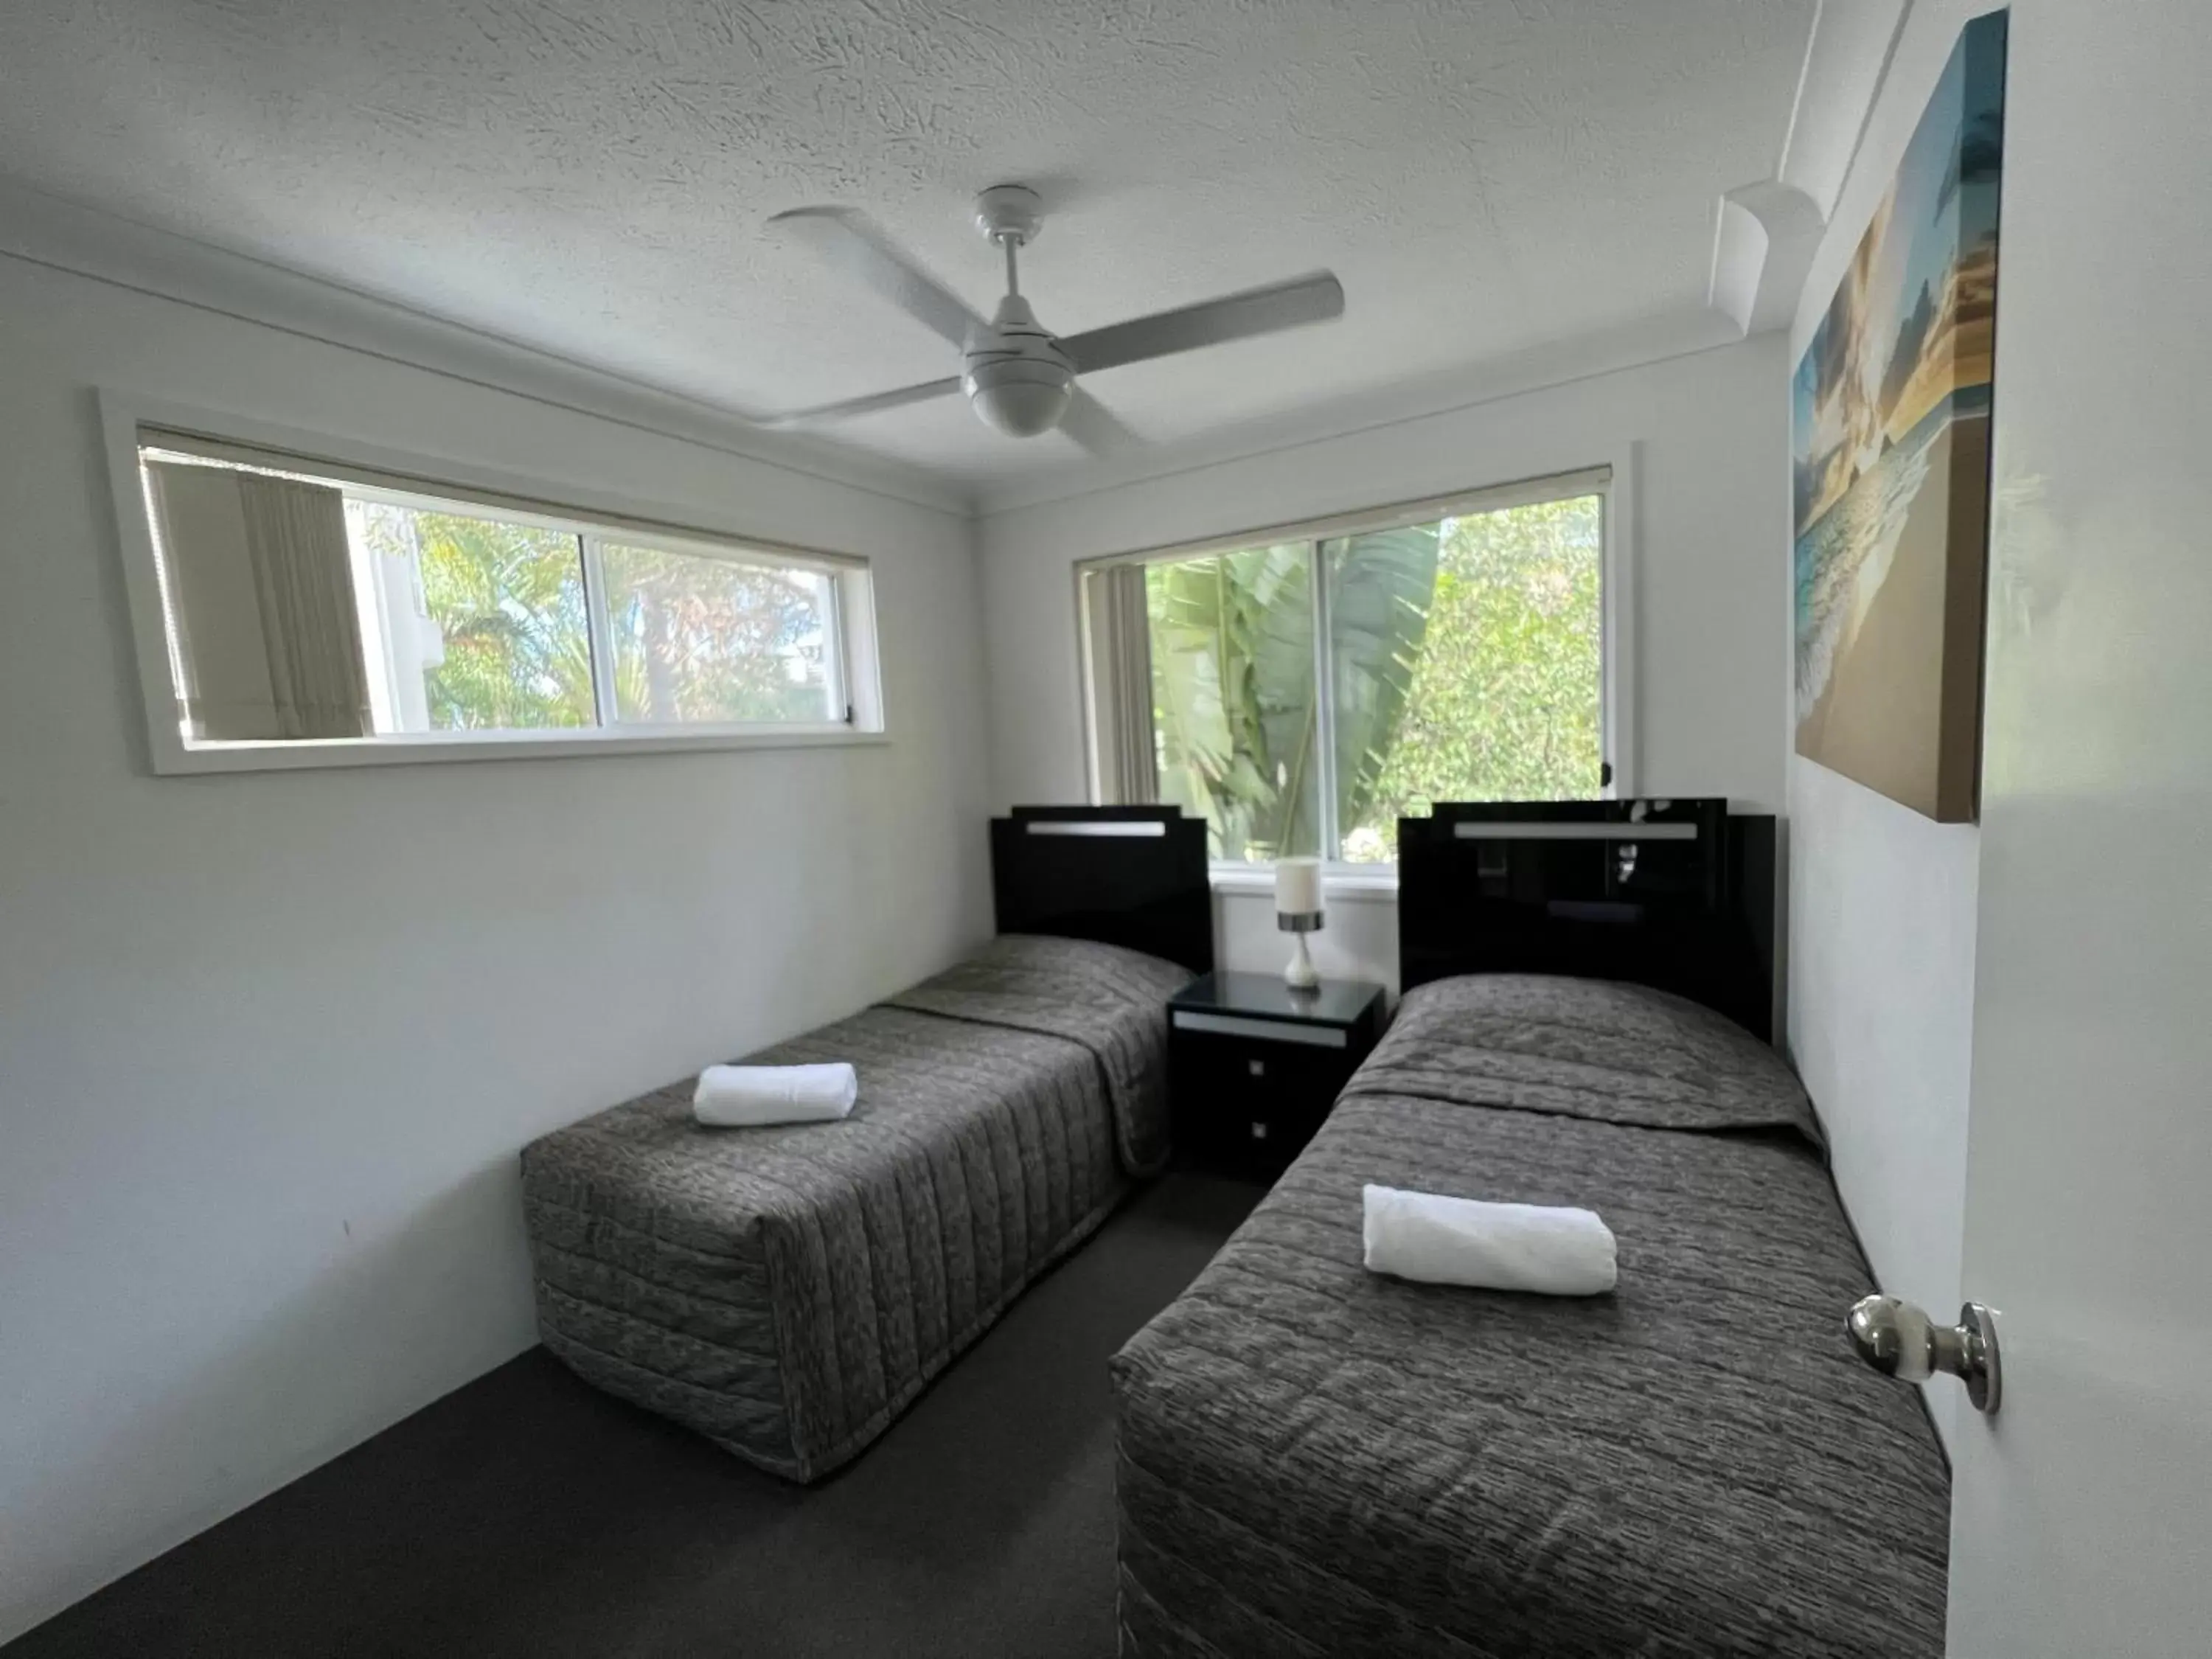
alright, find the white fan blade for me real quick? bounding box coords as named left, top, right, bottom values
left=768, top=206, right=986, bottom=350
left=1059, top=389, right=1140, bottom=456
left=761, top=377, right=962, bottom=428
left=1060, top=272, right=1344, bottom=377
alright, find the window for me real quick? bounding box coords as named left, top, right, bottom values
left=595, top=540, right=842, bottom=727
left=119, top=418, right=881, bottom=771
left=344, top=497, right=594, bottom=734
left=1080, top=469, right=1616, bottom=866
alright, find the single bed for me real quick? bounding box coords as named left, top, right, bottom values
left=1110, top=800, right=1950, bottom=1657
left=521, top=806, right=1208, bottom=1482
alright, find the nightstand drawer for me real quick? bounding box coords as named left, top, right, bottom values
left=1172, top=1031, right=1357, bottom=1097
left=1191, top=1099, right=1323, bottom=1166
left=1175, top=1085, right=1330, bottom=1170
left=1169, top=1032, right=1361, bottom=1176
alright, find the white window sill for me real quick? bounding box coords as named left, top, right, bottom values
left=1209, top=864, right=1399, bottom=903
left=152, top=726, right=889, bottom=775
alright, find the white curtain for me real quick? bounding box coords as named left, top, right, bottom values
left=1085, top=563, right=1158, bottom=804
left=237, top=475, right=371, bottom=739
left=147, top=462, right=370, bottom=740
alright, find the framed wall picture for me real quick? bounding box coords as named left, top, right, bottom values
left=1792, top=9, right=2006, bottom=822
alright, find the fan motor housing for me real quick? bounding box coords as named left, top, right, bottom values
left=964, top=295, right=1074, bottom=437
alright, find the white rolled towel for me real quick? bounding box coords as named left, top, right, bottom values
left=693, top=1062, right=858, bottom=1127
left=1363, top=1183, right=1617, bottom=1295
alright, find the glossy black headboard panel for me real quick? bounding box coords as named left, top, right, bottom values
left=990, top=805, right=1214, bottom=975
left=1397, top=799, right=1775, bottom=1039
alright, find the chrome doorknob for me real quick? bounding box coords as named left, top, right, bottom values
left=1847, top=1295, right=2003, bottom=1416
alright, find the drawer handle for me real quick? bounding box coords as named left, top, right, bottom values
left=1250, top=1121, right=1269, bottom=1140
left=1248, top=1058, right=1265, bottom=1077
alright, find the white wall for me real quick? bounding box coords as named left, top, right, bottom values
left=1789, top=762, right=1978, bottom=1447
left=1782, top=0, right=1992, bottom=1454
left=0, top=256, right=992, bottom=1642
left=978, top=338, right=1792, bottom=984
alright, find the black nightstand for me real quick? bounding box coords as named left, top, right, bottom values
left=1167, top=971, right=1388, bottom=1180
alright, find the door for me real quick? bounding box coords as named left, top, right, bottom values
left=1941, top=2, right=2212, bottom=1651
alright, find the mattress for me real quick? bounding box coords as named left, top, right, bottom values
left=1111, top=974, right=1950, bottom=1658
left=522, top=933, right=1193, bottom=1481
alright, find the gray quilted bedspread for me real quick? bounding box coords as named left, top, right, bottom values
left=1112, top=975, right=1949, bottom=1658
left=881, top=933, right=1192, bottom=1175
left=523, top=934, right=1192, bottom=1481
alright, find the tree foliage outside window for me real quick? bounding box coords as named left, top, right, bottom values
left=349, top=507, right=841, bottom=732
left=1146, top=542, right=1321, bottom=861
left=1343, top=495, right=1604, bottom=860
left=599, top=543, right=835, bottom=725
left=1141, top=493, right=1604, bottom=864
left=355, top=503, right=595, bottom=731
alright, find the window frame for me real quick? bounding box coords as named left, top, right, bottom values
left=102, top=391, right=886, bottom=774
left=1075, top=462, right=1633, bottom=877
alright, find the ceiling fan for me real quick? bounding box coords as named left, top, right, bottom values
left=762, top=184, right=1345, bottom=453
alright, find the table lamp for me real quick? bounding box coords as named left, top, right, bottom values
left=1275, top=856, right=1324, bottom=990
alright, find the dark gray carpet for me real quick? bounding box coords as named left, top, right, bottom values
left=11, top=1174, right=1260, bottom=1659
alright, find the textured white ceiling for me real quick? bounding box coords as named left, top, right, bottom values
left=0, top=0, right=1815, bottom=495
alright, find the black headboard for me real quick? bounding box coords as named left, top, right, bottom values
left=990, top=805, right=1214, bottom=974
left=1397, top=799, right=1776, bottom=1040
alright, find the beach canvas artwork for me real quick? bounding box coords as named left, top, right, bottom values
left=1793, top=10, right=2006, bottom=822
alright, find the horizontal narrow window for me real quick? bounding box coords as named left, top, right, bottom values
left=1080, top=470, right=1615, bottom=867
left=122, top=422, right=881, bottom=770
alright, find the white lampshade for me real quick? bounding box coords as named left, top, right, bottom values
left=1274, top=856, right=1323, bottom=917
